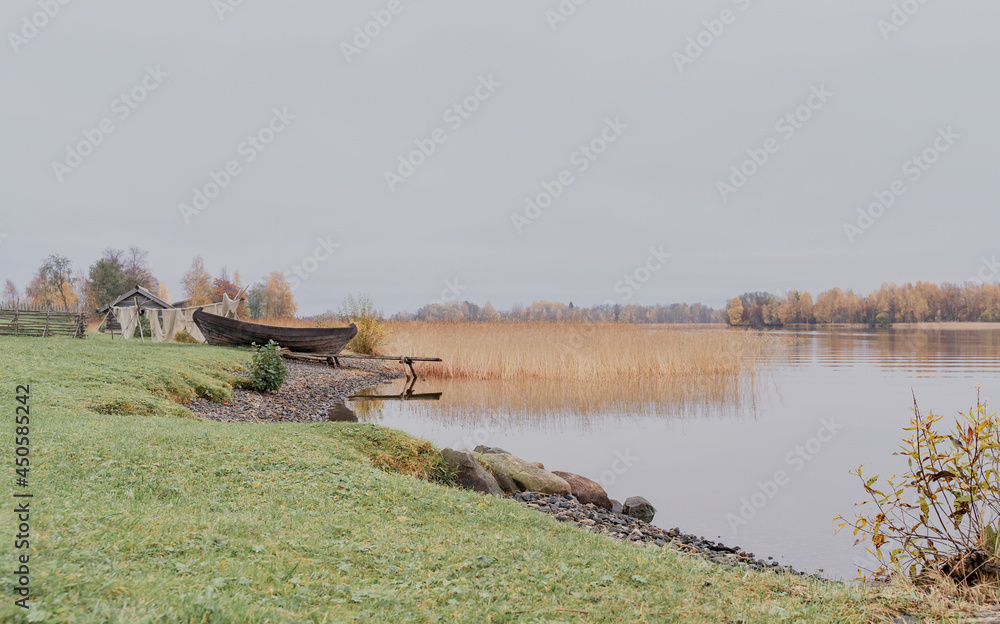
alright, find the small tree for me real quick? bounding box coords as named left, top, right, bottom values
left=838, top=392, right=1000, bottom=587
left=726, top=297, right=745, bottom=326
left=262, top=272, right=296, bottom=318
left=339, top=292, right=389, bottom=355
left=245, top=284, right=265, bottom=319
left=2, top=280, right=19, bottom=306
left=182, top=256, right=214, bottom=306
left=248, top=341, right=289, bottom=392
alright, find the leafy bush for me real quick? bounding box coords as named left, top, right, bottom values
left=838, top=392, right=1000, bottom=588
left=339, top=292, right=389, bottom=355
left=138, top=314, right=152, bottom=339
left=248, top=340, right=289, bottom=392
left=174, top=330, right=199, bottom=344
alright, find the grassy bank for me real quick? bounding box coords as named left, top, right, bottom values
left=0, top=337, right=948, bottom=622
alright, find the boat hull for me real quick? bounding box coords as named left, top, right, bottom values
left=192, top=309, right=357, bottom=354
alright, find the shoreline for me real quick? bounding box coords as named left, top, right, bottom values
left=191, top=359, right=808, bottom=575
left=189, top=359, right=404, bottom=422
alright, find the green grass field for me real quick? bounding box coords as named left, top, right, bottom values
left=0, top=337, right=951, bottom=623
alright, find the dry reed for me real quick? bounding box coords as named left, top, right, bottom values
left=384, top=322, right=782, bottom=381
left=349, top=374, right=767, bottom=423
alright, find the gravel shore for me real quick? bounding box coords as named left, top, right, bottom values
left=189, top=360, right=403, bottom=422
left=512, top=492, right=807, bottom=576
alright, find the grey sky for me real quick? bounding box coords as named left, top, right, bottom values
left=1, top=0, right=997, bottom=315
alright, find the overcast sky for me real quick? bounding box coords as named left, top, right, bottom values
left=1, top=1, right=997, bottom=315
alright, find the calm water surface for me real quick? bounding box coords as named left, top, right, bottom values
left=349, top=327, right=1000, bottom=580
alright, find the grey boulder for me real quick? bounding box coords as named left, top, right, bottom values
left=441, top=449, right=503, bottom=496
left=478, top=453, right=571, bottom=496
left=473, top=446, right=511, bottom=455
left=622, top=496, right=656, bottom=523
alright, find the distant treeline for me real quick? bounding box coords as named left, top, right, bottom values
left=726, top=282, right=1000, bottom=327
left=389, top=300, right=723, bottom=324
left=387, top=281, right=1000, bottom=326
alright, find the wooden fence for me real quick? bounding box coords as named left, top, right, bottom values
left=0, top=307, right=89, bottom=338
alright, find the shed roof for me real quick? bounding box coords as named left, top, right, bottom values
left=97, top=286, right=174, bottom=313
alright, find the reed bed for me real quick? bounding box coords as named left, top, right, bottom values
left=384, top=322, right=783, bottom=381
left=350, top=374, right=768, bottom=423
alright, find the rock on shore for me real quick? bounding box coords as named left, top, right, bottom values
left=478, top=452, right=571, bottom=496
left=512, top=492, right=803, bottom=575
left=441, top=449, right=503, bottom=496
left=551, top=471, right=613, bottom=511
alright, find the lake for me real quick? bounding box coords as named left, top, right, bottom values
left=347, top=326, right=1000, bottom=580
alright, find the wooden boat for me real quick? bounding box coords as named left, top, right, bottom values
left=192, top=309, right=357, bottom=354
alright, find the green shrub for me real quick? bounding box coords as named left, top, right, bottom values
left=248, top=340, right=289, bottom=392
left=838, top=392, right=1000, bottom=588
left=874, top=312, right=890, bottom=327
left=138, top=314, right=152, bottom=338
left=339, top=292, right=389, bottom=355
left=174, top=330, right=199, bottom=344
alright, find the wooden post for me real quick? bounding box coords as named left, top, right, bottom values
left=135, top=296, right=144, bottom=343
left=43, top=310, right=50, bottom=338
left=90, top=311, right=111, bottom=340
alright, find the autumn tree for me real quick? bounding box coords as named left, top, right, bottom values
left=726, top=297, right=745, bottom=326
left=121, top=246, right=158, bottom=291
left=2, top=280, right=19, bottom=305
left=73, top=268, right=92, bottom=311
left=262, top=272, right=296, bottom=318
left=478, top=302, right=500, bottom=322
left=156, top=282, right=172, bottom=304
left=181, top=256, right=215, bottom=306
left=26, top=255, right=77, bottom=308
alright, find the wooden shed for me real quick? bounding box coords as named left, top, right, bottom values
left=96, top=286, right=174, bottom=333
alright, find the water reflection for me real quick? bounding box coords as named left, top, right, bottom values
left=327, top=401, right=358, bottom=422
left=352, top=327, right=1000, bottom=580
left=766, top=327, right=1000, bottom=377
left=350, top=377, right=444, bottom=402
left=351, top=373, right=771, bottom=429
